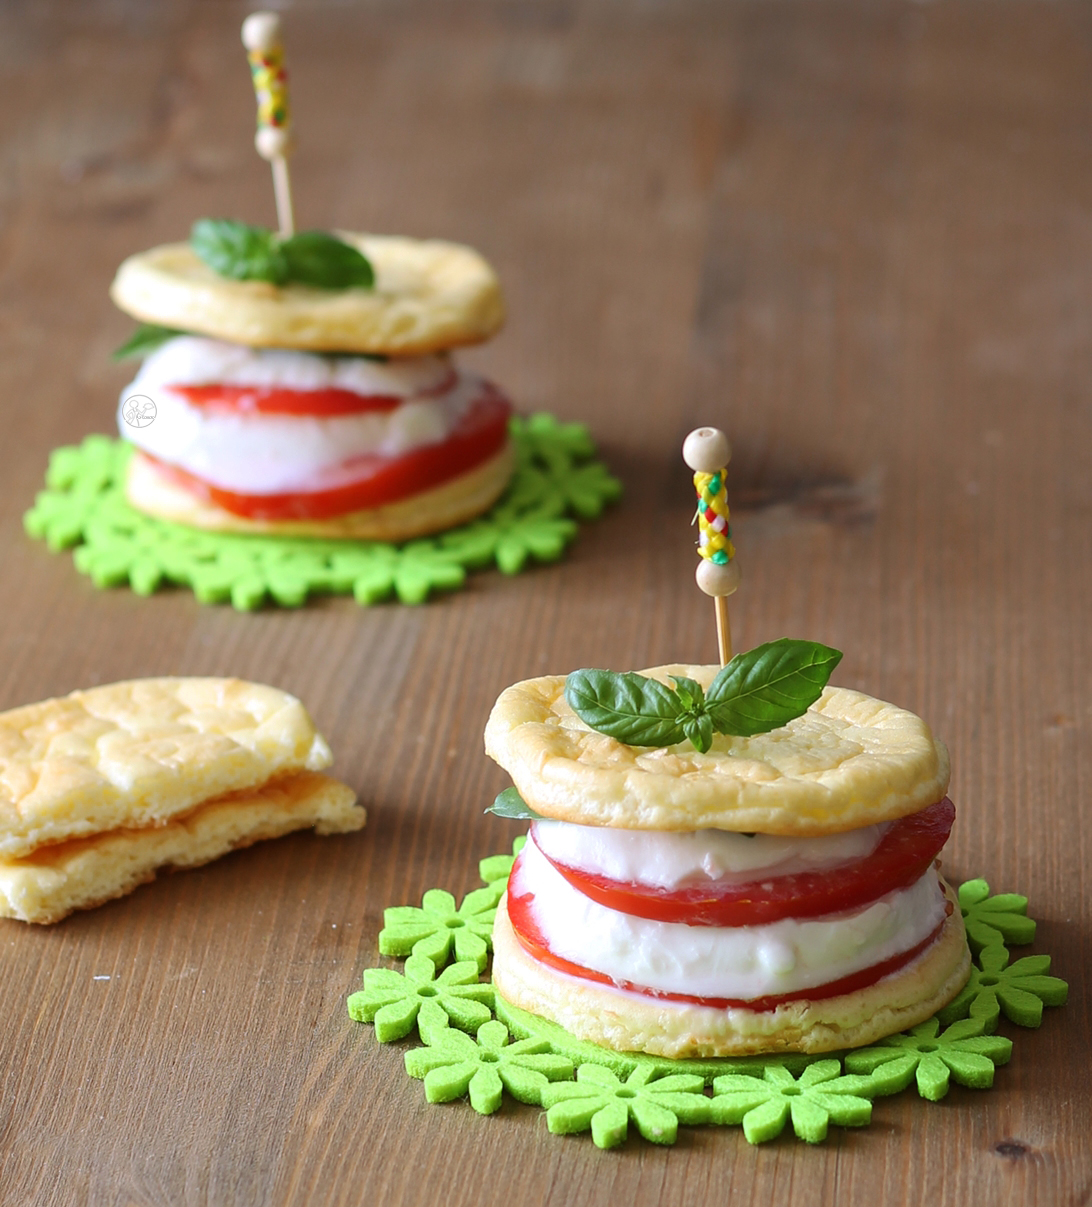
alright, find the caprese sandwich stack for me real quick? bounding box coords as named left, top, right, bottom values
left=484, top=650, right=971, bottom=1057
left=110, top=223, right=514, bottom=541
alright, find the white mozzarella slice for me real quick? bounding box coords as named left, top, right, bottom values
left=131, top=335, right=452, bottom=396
left=531, top=818, right=888, bottom=889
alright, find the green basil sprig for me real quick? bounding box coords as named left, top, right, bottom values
left=564, top=638, right=843, bottom=754
left=190, top=219, right=375, bottom=289
left=112, top=322, right=187, bottom=361
left=485, top=787, right=545, bottom=821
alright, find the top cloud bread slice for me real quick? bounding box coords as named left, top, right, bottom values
left=110, top=233, right=505, bottom=356
left=484, top=665, right=950, bottom=836
left=0, top=678, right=332, bottom=858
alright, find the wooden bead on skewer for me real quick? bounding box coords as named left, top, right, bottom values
left=682, top=427, right=732, bottom=475
left=255, top=126, right=292, bottom=160
left=242, top=11, right=281, bottom=51
left=695, top=557, right=741, bottom=598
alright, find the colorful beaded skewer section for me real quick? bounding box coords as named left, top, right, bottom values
left=694, top=467, right=734, bottom=566
left=245, top=26, right=290, bottom=133
left=241, top=11, right=295, bottom=236
left=683, top=427, right=741, bottom=664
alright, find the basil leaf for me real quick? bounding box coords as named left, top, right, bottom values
left=564, top=669, right=686, bottom=747
left=112, top=323, right=186, bottom=361
left=705, top=638, right=843, bottom=737
left=681, top=711, right=714, bottom=754
left=190, top=219, right=375, bottom=291
left=281, top=230, right=374, bottom=289
left=668, top=675, right=705, bottom=713
left=486, top=787, right=545, bottom=821
left=191, top=218, right=288, bottom=283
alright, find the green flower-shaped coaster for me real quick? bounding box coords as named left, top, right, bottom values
left=347, top=865, right=1068, bottom=1150
left=406, top=1019, right=573, bottom=1114
left=346, top=954, right=494, bottom=1043
left=24, top=414, right=621, bottom=610
left=843, top=1017, right=1013, bottom=1101
left=541, top=1064, right=710, bottom=1147
left=708, top=1061, right=873, bottom=1144
left=378, top=885, right=499, bottom=972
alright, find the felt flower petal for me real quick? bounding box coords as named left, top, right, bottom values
left=847, top=1053, right=919, bottom=1096
left=499, top=1063, right=552, bottom=1105
left=452, top=929, right=490, bottom=969
left=423, top=1060, right=479, bottom=1104
left=576, top=1064, right=622, bottom=1090
left=798, top=1060, right=845, bottom=1088
left=708, top=1089, right=775, bottom=1125
left=809, top=1091, right=872, bottom=1128
left=651, top=1092, right=711, bottom=1126
left=915, top=1053, right=951, bottom=1101
left=438, top=994, right=494, bottom=1034
left=372, top=996, right=421, bottom=1043
left=590, top=1100, right=630, bottom=1149
left=545, top=1095, right=602, bottom=1134
left=789, top=1096, right=831, bottom=1143
left=741, top=1098, right=791, bottom=1145
left=940, top=1049, right=998, bottom=1089
left=468, top=1065, right=505, bottom=1114
left=650, top=1073, right=706, bottom=1095
left=629, top=1097, right=679, bottom=1145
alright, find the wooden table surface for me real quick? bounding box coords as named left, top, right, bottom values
left=0, top=2, right=1088, bottom=1203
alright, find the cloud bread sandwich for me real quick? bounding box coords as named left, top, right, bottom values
left=484, top=642, right=970, bottom=1058
left=0, top=677, right=364, bottom=923
left=111, top=225, right=515, bottom=542
left=107, top=15, right=518, bottom=544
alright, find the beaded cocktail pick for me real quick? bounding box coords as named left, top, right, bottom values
left=683, top=427, right=741, bottom=665
left=242, top=12, right=295, bottom=236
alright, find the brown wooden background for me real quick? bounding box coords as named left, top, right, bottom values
left=0, top=2, right=1088, bottom=1203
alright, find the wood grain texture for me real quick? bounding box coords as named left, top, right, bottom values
left=0, top=2, right=1088, bottom=1203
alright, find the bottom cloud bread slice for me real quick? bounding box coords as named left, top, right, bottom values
left=0, top=770, right=364, bottom=924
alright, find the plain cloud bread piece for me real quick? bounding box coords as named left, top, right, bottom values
left=0, top=678, right=364, bottom=923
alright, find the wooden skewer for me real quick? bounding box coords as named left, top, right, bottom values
left=269, top=154, right=295, bottom=237
left=242, top=12, right=296, bottom=237
left=683, top=427, right=741, bottom=667
left=714, top=595, right=732, bottom=666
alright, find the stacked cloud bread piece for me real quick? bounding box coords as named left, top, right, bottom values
left=485, top=664, right=970, bottom=1057
left=111, top=233, right=514, bottom=541
left=0, top=678, right=363, bottom=923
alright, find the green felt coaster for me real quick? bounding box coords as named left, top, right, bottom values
left=347, top=855, right=1069, bottom=1149
left=24, top=414, right=621, bottom=610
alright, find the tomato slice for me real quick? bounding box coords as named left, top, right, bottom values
left=170, top=367, right=457, bottom=418
left=143, top=387, right=512, bottom=520
left=172, top=385, right=404, bottom=417
left=535, top=797, right=955, bottom=927
left=506, top=877, right=951, bottom=1012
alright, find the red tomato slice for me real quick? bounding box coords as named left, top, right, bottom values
left=506, top=878, right=951, bottom=1012
left=144, top=387, right=512, bottom=521
left=535, top=797, right=955, bottom=927
left=172, top=385, right=404, bottom=417
left=170, top=367, right=457, bottom=418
